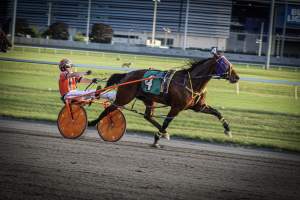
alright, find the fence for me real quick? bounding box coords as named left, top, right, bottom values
left=13, top=37, right=300, bottom=68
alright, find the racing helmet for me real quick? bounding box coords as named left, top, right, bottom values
left=59, top=58, right=73, bottom=71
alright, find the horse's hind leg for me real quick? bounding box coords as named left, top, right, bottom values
left=89, top=84, right=137, bottom=126
left=193, top=104, right=232, bottom=137
left=143, top=101, right=164, bottom=147
left=88, top=104, right=118, bottom=126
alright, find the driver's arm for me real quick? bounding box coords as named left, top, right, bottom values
left=79, top=78, right=93, bottom=84
left=66, top=70, right=92, bottom=79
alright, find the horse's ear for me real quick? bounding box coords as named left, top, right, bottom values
left=211, top=47, right=217, bottom=55
left=210, top=47, right=220, bottom=59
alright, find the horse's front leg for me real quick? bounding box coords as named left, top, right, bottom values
left=192, top=104, right=232, bottom=137
left=153, top=107, right=181, bottom=147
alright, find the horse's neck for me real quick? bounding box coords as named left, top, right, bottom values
left=190, top=59, right=214, bottom=77
left=190, top=59, right=215, bottom=92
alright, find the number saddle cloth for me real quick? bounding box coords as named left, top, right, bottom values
left=142, top=70, right=176, bottom=95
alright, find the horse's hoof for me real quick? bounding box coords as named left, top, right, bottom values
left=161, top=132, right=170, bottom=140
left=224, top=130, right=232, bottom=138
left=151, top=143, right=161, bottom=148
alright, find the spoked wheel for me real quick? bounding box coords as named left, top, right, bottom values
left=97, top=109, right=126, bottom=142
left=57, top=104, right=87, bottom=139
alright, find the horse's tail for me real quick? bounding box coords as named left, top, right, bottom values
left=106, top=73, right=127, bottom=87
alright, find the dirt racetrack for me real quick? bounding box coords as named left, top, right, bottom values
left=0, top=118, right=300, bottom=200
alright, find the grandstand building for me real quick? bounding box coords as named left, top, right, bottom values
left=2, top=0, right=300, bottom=57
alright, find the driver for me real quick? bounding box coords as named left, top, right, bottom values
left=58, top=58, right=115, bottom=102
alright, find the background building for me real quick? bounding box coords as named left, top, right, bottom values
left=229, top=0, right=300, bottom=58
left=1, top=0, right=300, bottom=58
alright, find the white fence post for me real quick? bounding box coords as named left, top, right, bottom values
left=295, top=86, right=298, bottom=100
left=236, top=82, right=240, bottom=95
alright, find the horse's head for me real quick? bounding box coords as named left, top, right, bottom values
left=211, top=48, right=239, bottom=83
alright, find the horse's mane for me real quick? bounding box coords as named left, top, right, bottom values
left=183, top=58, right=211, bottom=72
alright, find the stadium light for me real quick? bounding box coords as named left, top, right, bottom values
left=86, top=0, right=91, bottom=44
left=265, top=0, right=275, bottom=70
left=151, top=0, right=160, bottom=47
left=11, top=0, right=17, bottom=48
left=183, top=0, right=190, bottom=50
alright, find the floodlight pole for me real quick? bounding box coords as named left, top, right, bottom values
left=151, top=0, right=160, bottom=47
left=47, top=2, right=52, bottom=26
left=265, top=0, right=275, bottom=70
left=183, top=0, right=190, bottom=50
left=258, top=22, right=264, bottom=56
left=46, top=2, right=52, bottom=40
left=86, top=0, right=91, bottom=44
left=11, top=0, right=17, bottom=48
left=280, top=1, right=288, bottom=58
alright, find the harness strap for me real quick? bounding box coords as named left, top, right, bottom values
left=185, top=72, right=206, bottom=106
left=161, top=70, right=177, bottom=94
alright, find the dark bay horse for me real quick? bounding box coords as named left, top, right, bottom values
left=89, top=50, right=240, bottom=147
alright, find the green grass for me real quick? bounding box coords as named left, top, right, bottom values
left=0, top=47, right=300, bottom=152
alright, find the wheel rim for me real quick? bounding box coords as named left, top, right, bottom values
left=57, top=104, right=87, bottom=139
left=97, top=109, right=126, bottom=142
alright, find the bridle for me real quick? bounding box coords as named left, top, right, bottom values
left=189, top=56, right=232, bottom=80
left=215, top=56, right=232, bottom=80
left=184, top=55, right=233, bottom=105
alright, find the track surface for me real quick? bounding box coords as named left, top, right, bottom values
left=1, top=118, right=300, bottom=200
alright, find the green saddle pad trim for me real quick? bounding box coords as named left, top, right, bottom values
left=142, top=70, right=165, bottom=95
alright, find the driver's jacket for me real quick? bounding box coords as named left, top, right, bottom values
left=59, top=71, right=81, bottom=97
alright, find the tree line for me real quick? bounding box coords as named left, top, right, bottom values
left=1, top=18, right=113, bottom=43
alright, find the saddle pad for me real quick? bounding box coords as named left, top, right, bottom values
left=142, top=70, right=165, bottom=95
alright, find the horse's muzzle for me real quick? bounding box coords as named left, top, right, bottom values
left=229, top=75, right=239, bottom=83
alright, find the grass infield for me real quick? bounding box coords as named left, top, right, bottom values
left=0, top=47, right=300, bottom=152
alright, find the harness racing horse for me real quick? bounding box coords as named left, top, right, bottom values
left=89, top=49, right=240, bottom=147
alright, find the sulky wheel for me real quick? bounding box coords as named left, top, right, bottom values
left=97, top=109, right=126, bottom=142
left=57, top=104, right=87, bottom=139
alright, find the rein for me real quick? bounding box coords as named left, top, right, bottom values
left=112, top=100, right=173, bottom=119
left=189, top=73, right=229, bottom=80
